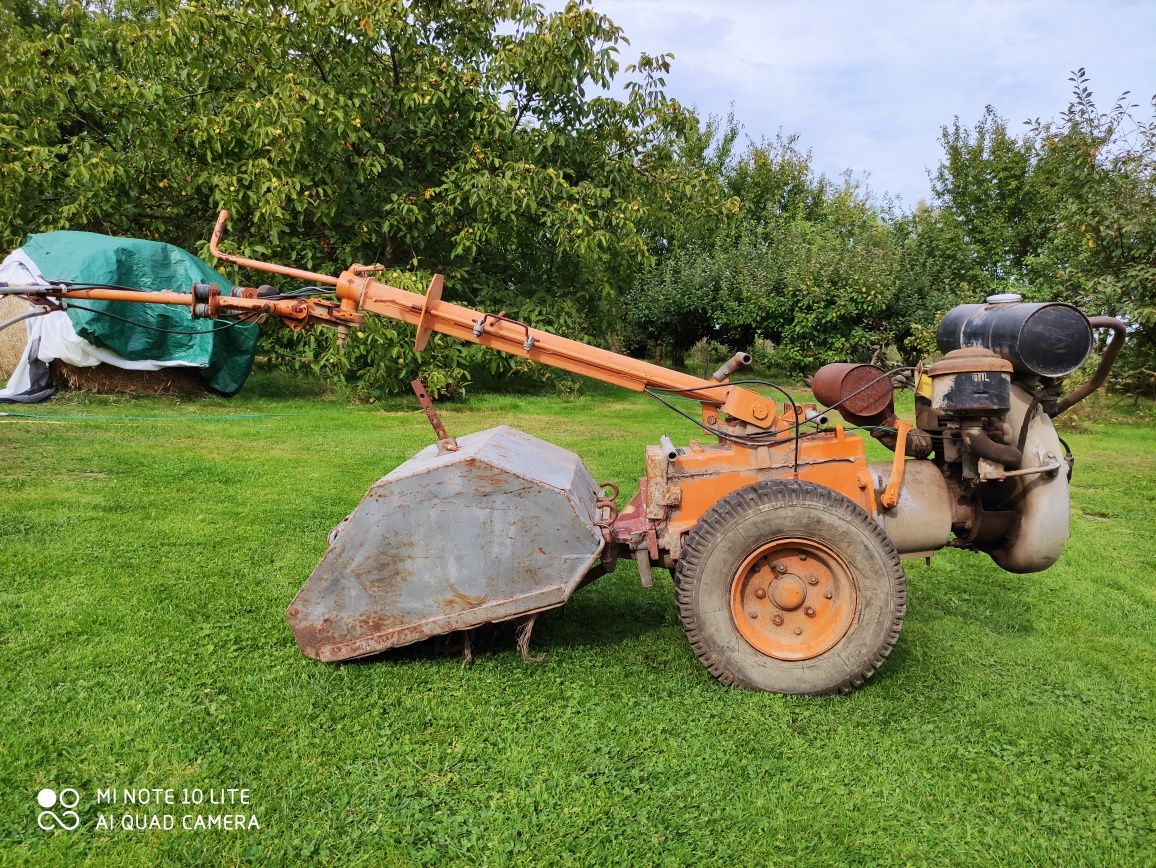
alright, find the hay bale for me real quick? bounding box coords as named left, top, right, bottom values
left=0, top=295, right=32, bottom=380
left=1, top=299, right=210, bottom=396
left=50, top=361, right=209, bottom=396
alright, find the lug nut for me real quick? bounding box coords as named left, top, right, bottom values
left=804, top=606, right=815, bottom=617
left=799, top=552, right=808, bottom=561
left=793, top=627, right=803, bottom=635
left=823, top=591, right=833, bottom=600
left=772, top=614, right=784, bottom=626
left=754, top=587, right=766, bottom=599
left=774, top=562, right=787, bottom=574
left=806, top=574, right=819, bottom=585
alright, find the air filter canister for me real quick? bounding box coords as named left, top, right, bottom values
left=927, top=348, right=1013, bottom=417
left=810, top=363, right=893, bottom=423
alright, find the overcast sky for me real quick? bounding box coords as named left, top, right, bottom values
left=557, top=0, right=1156, bottom=208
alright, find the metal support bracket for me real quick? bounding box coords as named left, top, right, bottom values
left=414, top=274, right=444, bottom=352
left=410, top=378, right=458, bottom=453
left=880, top=421, right=912, bottom=509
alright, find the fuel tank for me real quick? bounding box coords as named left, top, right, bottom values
left=937, top=298, right=1092, bottom=378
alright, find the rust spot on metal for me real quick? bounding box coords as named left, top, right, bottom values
left=443, top=583, right=486, bottom=608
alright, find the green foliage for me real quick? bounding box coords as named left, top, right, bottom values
left=624, top=123, right=901, bottom=372
left=719, top=191, right=900, bottom=372
left=0, top=0, right=710, bottom=396
left=626, top=73, right=1155, bottom=388
left=931, top=107, right=1040, bottom=291
left=890, top=204, right=971, bottom=359
left=1026, top=70, right=1156, bottom=395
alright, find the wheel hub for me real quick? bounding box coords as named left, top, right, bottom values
left=730, top=538, right=857, bottom=661
left=770, top=574, right=807, bottom=610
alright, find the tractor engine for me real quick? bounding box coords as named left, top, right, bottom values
left=817, top=294, right=1102, bottom=574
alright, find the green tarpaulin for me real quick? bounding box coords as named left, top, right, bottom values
left=22, top=231, right=259, bottom=394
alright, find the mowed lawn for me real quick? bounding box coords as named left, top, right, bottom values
left=1, top=375, right=1153, bottom=865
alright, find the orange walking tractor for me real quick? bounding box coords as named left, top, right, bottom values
left=5, top=212, right=1125, bottom=694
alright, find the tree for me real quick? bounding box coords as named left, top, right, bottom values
left=1026, top=70, right=1156, bottom=395
left=903, top=71, right=1156, bottom=394
left=623, top=120, right=903, bottom=373
left=928, top=107, right=1041, bottom=292
left=0, top=0, right=710, bottom=396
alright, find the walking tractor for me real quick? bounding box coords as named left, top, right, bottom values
left=8, top=213, right=1127, bottom=695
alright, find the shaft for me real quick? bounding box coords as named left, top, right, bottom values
left=336, top=270, right=778, bottom=428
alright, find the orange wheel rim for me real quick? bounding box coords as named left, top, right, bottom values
left=729, top=538, right=857, bottom=661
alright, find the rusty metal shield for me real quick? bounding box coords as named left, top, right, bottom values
left=286, top=426, right=605, bottom=662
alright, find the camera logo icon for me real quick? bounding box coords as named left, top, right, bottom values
left=36, top=788, right=80, bottom=831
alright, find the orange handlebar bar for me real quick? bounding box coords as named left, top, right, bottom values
left=203, top=211, right=782, bottom=428
left=210, top=210, right=340, bottom=287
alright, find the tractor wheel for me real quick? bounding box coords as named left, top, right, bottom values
left=675, top=480, right=906, bottom=695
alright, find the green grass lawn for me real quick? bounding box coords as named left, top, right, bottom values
left=1, top=374, right=1153, bottom=865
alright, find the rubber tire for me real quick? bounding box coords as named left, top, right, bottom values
left=675, top=480, right=906, bottom=695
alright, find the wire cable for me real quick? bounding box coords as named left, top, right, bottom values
left=651, top=368, right=914, bottom=438
left=650, top=368, right=912, bottom=431
left=264, top=285, right=334, bottom=299
left=0, top=308, right=52, bottom=333
left=645, top=367, right=916, bottom=475
left=14, top=280, right=335, bottom=302
left=62, top=302, right=261, bottom=335
left=37, top=280, right=172, bottom=294
left=643, top=388, right=819, bottom=451
left=645, top=385, right=804, bottom=476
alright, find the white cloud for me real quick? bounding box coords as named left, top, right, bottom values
left=555, top=0, right=1156, bottom=205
